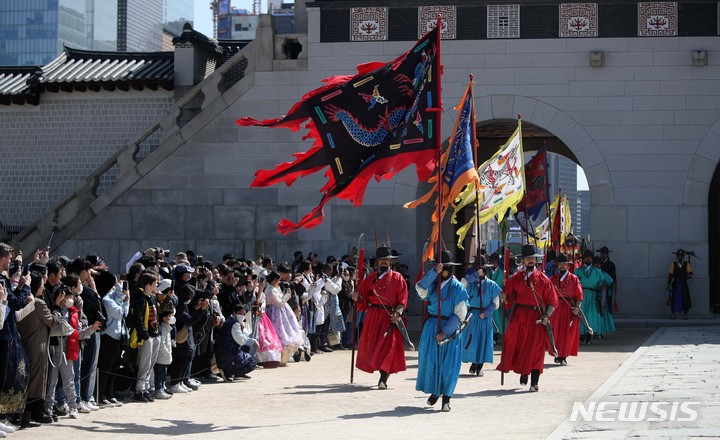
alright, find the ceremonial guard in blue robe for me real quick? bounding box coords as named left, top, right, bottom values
left=415, top=250, right=469, bottom=412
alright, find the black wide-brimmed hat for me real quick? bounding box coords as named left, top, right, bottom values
left=597, top=246, right=612, bottom=254
left=672, top=249, right=686, bottom=256
left=520, top=244, right=543, bottom=259
left=430, top=249, right=462, bottom=266
left=488, top=252, right=500, bottom=264
left=556, top=253, right=569, bottom=263
left=376, top=246, right=399, bottom=259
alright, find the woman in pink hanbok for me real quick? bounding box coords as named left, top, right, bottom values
left=264, top=271, right=305, bottom=365
left=253, top=279, right=283, bottom=368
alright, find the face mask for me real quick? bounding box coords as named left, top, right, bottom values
left=235, top=314, right=244, bottom=322
left=441, top=269, right=451, bottom=280
left=168, top=316, right=176, bottom=325
left=377, top=266, right=389, bottom=274
left=64, top=298, right=75, bottom=308
left=184, top=299, right=191, bottom=305
left=342, top=275, right=350, bottom=281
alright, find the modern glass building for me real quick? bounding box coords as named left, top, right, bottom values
left=0, top=0, right=118, bottom=66
left=163, top=0, right=194, bottom=37
left=117, top=0, right=163, bottom=52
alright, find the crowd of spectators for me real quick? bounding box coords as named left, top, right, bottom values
left=0, top=243, right=390, bottom=435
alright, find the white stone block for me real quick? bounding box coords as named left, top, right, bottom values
left=687, top=95, right=720, bottom=110
left=624, top=80, right=661, bottom=96
left=548, top=110, right=577, bottom=140
left=656, top=139, right=698, bottom=155
left=683, top=178, right=709, bottom=206
left=611, top=170, right=686, bottom=188
left=673, top=110, right=720, bottom=125
left=629, top=38, right=680, bottom=52
left=662, top=80, right=720, bottom=96
left=575, top=142, right=604, bottom=168
left=506, top=39, right=567, bottom=54
left=678, top=206, right=708, bottom=242
left=530, top=101, right=559, bottom=129
left=571, top=110, right=620, bottom=126
left=470, top=67, right=516, bottom=85
left=485, top=53, right=532, bottom=68
left=606, top=154, right=691, bottom=171
left=543, top=97, right=599, bottom=112
left=652, top=51, right=689, bottom=66
left=633, top=95, right=687, bottom=111
left=585, top=162, right=612, bottom=186
left=561, top=123, right=594, bottom=151
left=590, top=205, right=628, bottom=241
left=514, top=67, right=574, bottom=85
left=573, top=66, right=635, bottom=81
left=491, top=95, right=515, bottom=119
left=620, top=110, right=674, bottom=125
left=614, top=187, right=684, bottom=206
left=307, top=42, right=332, bottom=58
left=589, top=182, right=614, bottom=205
left=628, top=205, right=679, bottom=242
left=586, top=125, right=647, bottom=140
left=634, top=65, right=692, bottom=81
left=444, top=39, right=506, bottom=55
left=532, top=52, right=586, bottom=68
left=663, top=124, right=708, bottom=140
left=331, top=42, right=384, bottom=57
left=511, top=95, right=537, bottom=121
left=598, top=96, right=633, bottom=111
left=569, top=80, right=624, bottom=96
left=566, top=38, right=629, bottom=52
left=696, top=130, right=720, bottom=161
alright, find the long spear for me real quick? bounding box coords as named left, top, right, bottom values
left=350, top=233, right=365, bottom=383
left=426, top=14, right=444, bottom=398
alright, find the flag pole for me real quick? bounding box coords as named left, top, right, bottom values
left=469, top=74, right=482, bottom=263
left=432, top=15, right=444, bottom=399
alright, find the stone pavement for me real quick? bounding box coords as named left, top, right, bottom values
left=548, top=326, right=720, bottom=440
left=7, top=326, right=718, bottom=440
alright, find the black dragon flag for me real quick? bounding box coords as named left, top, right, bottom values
left=237, top=27, right=440, bottom=235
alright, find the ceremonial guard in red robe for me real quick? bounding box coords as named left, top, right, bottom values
left=549, top=253, right=583, bottom=365
left=497, top=244, right=558, bottom=391
left=352, top=246, right=408, bottom=389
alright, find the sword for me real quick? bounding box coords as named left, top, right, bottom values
left=535, top=317, right=559, bottom=357
left=573, top=303, right=593, bottom=335
left=438, top=312, right=473, bottom=346
left=384, top=316, right=415, bottom=351
left=529, top=279, right=558, bottom=358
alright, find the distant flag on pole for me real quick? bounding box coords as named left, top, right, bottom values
left=403, top=78, right=480, bottom=261
left=452, top=118, right=525, bottom=249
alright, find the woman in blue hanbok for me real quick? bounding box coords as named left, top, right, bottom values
left=415, top=250, right=469, bottom=412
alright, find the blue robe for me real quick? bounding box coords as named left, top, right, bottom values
left=462, top=276, right=500, bottom=364
left=576, top=265, right=615, bottom=335
left=415, top=271, right=469, bottom=397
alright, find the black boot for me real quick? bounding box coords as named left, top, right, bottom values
left=426, top=394, right=439, bottom=406
left=476, top=363, right=484, bottom=377
left=378, top=370, right=389, bottom=389
left=469, top=363, right=477, bottom=374
left=441, top=395, right=451, bottom=412
left=520, top=375, right=528, bottom=385
left=529, top=369, right=540, bottom=392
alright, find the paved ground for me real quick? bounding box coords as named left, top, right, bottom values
left=7, top=325, right=719, bottom=440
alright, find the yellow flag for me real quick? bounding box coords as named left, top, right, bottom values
left=452, top=119, right=525, bottom=249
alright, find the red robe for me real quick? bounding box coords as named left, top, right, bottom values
left=550, top=271, right=584, bottom=358
left=497, top=268, right=558, bottom=375
left=356, top=270, right=408, bottom=374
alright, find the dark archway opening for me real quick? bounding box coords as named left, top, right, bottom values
left=455, top=120, right=588, bottom=264
left=709, top=164, right=720, bottom=313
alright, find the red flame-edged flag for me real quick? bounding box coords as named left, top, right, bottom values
left=237, top=27, right=440, bottom=235
left=516, top=148, right=548, bottom=221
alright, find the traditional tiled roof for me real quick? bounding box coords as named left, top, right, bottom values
left=0, top=47, right=174, bottom=106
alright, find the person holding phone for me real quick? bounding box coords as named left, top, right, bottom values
left=97, top=271, right=130, bottom=407
left=0, top=242, right=31, bottom=424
